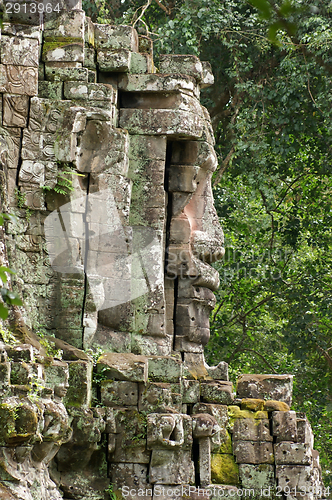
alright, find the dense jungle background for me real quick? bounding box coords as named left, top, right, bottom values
left=79, top=0, right=332, bottom=483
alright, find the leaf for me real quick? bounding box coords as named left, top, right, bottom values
left=249, top=0, right=273, bottom=20
left=0, top=302, right=9, bottom=320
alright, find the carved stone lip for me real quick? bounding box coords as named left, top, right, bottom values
left=189, top=257, right=220, bottom=292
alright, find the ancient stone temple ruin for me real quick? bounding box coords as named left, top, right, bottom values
left=0, top=2, right=328, bottom=499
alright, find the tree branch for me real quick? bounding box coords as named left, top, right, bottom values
left=153, top=0, right=171, bottom=15
left=236, top=348, right=277, bottom=373
left=213, top=146, right=235, bottom=186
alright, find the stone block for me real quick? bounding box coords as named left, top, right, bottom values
left=159, top=54, right=203, bottom=81
left=109, top=408, right=150, bottom=463
left=147, top=413, right=192, bottom=450
left=2, top=94, right=29, bottom=128
left=168, top=165, right=198, bottom=192
left=119, top=109, right=203, bottom=139
left=211, top=454, right=239, bottom=485
left=149, top=449, right=195, bottom=484
left=100, top=380, right=138, bottom=407
left=1, top=22, right=42, bottom=39
left=272, top=411, right=298, bottom=442
left=201, top=381, right=234, bottom=405
left=119, top=73, right=199, bottom=96
left=0, top=126, right=21, bottom=170
left=43, top=9, right=85, bottom=39
left=236, top=374, right=293, bottom=406
left=147, top=356, right=182, bottom=383
left=109, top=463, right=151, bottom=499
left=76, top=121, right=128, bottom=175
left=97, top=352, right=148, bottom=382
left=206, top=361, right=229, bottom=381
left=130, top=52, right=154, bottom=74
left=297, top=413, right=314, bottom=448
left=64, top=81, right=116, bottom=102
left=84, top=47, right=96, bottom=69
left=65, top=360, right=92, bottom=407
left=138, top=382, right=173, bottom=413
left=227, top=406, right=268, bottom=432
left=19, top=161, right=45, bottom=186
left=275, top=442, right=312, bottom=465
left=182, top=379, right=200, bottom=404
left=85, top=15, right=95, bottom=45
left=239, top=464, right=275, bottom=490
left=94, top=24, right=139, bottom=51
left=42, top=41, right=84, bottom=63
left=233, top=441, right=274, bottom=464
left=0, top=36, right=39, bottom=67
left=38, top=81, right=63, bottom=99
left=193, top=403, right=228, bottom=429
left=45, top=64, right=88, bottom=82
left=97, top=49, right=132, bottom=72
left=201, top=61, right=214, bottom=88
left=263, top=400, right=290, bottom=412
left=0, top=65, right=38, bottom=95
left=5, top=344, right=34, bottom=362
left=233, top=418, right=272, bottom=442
left=10, top=362, right=40, bottom=385
left=43, top=360, right=69, bottom=390
left=276, top=465, right=321, bottom=495
left=208, top=486, right=241, bottom=500
left=0, top=399, right=39, bottom=446
left=0, top=363, right=10, bottom=393
left=131, top=333, right=172, bottom=357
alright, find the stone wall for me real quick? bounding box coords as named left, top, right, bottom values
left=0, top=3, right=327, bottom=500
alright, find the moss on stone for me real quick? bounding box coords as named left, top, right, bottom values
left=211, top=453, right=240, bottom=485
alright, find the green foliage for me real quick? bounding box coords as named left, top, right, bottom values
left=42, top=165, right=85, bottom=196
left=105, top=483, right=117, bottom=500
left=0, top=214, right=23, bottom=320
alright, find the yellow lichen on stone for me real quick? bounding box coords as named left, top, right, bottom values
left=211, top=454, right=240, bottom=485
left=264, top=400, right=290, bottom=411
left=241, top=398, right=265, bottom=411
